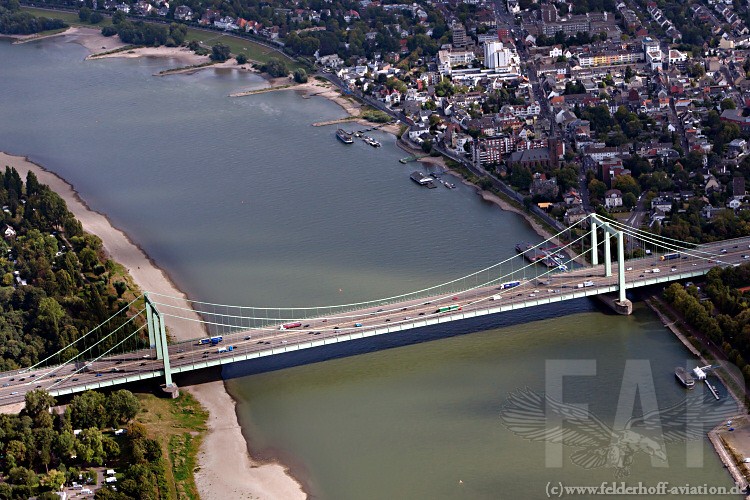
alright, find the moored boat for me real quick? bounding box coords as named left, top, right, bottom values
left=336, top=128, right=353, bottom=144
left=675, top=366, right=695, bottom=388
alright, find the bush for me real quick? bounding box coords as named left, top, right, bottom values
left=235, top=54, right=247, bottom=65
left=293, top=68, right=308, bottom=83
left=261, top=57, right=288, bottom=78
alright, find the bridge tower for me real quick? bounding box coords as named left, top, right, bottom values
left=590, top=214, right=633, bottom=315
left=144, top=293, right=179, bottom=398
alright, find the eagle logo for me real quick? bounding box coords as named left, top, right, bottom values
left=499, top=388, right=738, bottom=478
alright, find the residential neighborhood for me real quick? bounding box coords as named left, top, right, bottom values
left=20, top=0, right=750, bottom=242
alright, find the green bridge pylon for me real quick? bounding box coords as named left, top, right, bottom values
left=145, top=292, right=173, bottom=388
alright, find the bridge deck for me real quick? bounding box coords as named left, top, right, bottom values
left=1, top=238, right=748, bottom=406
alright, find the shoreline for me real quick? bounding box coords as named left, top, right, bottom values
left=2, top=27, right=308, bottom=499
left=7, top=25, right=556, bottom=498
left=645, top=296, right=749, bottom=493
left=0, top=149, right=308, bottom=499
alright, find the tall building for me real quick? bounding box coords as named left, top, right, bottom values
left=483, top=41, right=520, bottom=73
left=452, top=24, right=468, bottom=47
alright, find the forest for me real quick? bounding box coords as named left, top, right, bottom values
left=0, top=166, right=142, bottom=372
left=663, top=265, right=750, bottom=385
left=0, top=389, right=168, bottom=499
left=0, top=0, right=66, bottom=35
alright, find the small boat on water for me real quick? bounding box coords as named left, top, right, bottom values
left=444, top=181, right=456, bottom=189
left=354, top=131, right=363, bottom=138
left=363, top=136, right=381, bottom=147
left=675, top=366, right=695, bottom=388
left=336, top=129, right=353, bottom=144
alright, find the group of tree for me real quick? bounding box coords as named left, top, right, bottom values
left=0, top=166, right=141, bottom=371
left=0, top=0, right=66, bottom=35
left=0, top=389, right=165, bottom=499
left=261, top=57, right=288, bottom=77
left=100, top=12, right=187, bottom=47
left=663, top=264, right=750, bottom=384
left=535, top=30, right=608, bottom=49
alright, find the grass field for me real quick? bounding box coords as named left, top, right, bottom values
left=136, top=392, right=208, bottom=500
left=19, top=7, right=304, bottom=69
left=21, top=7, right=113, bottom=27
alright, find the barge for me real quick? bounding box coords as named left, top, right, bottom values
left=336, top=128, right=353, bottom=144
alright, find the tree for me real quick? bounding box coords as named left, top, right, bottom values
left=588, top=178, right=607, bottom=200
left=105, top=390, right=140, bottom=426
left=89, top=12, right=104, bottom=24
left=236, top=54, right=247, bottom=65
left=40, top=469, right=65, bottom=491
left=210, top=43, right=231, bottom=62
left=612, top=174, right=640, bottom=198
left=623, top=192, right=637, bottom=209
left=67, top=391, right=106, bottom=429
left=23, top=390, right=55, bottom=423
left=293, top=68, right=308, bottom=83
left=721, top=98, right=736, bottom=111
left=78, top=7, right=91, bottom=22
left=261, top=58, right=288, bottom=78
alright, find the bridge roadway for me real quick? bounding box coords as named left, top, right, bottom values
left=1, top=238, right=749, bottom=407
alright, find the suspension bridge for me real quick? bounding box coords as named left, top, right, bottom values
left=1, top=214, right=748, bottom=407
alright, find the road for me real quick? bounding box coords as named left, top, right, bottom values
left=1, top=237, right=749, bottom=407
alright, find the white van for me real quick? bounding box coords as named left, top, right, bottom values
left=490, top=295, right=502, bottom=300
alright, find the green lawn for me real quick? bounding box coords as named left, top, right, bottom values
left=183, top=29, right=305, bottom=69
left=136, top=392, right=208, bottom=500
left=21, top=7, right=113, bottom=27
left=20, top=6, right=306, bottom=70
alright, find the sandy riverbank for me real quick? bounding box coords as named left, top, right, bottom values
left=0, top=150, right=306, bottom=499
left=0, top=152, right=206, bottom=341
left=8, top=27, right=308, bottom=499
left=184, top=374, right=306, bottom=500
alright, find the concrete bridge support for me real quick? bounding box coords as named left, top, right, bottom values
left=145, top=293, right=179, bottom=397
left=590, top=215, right=633, bottom=315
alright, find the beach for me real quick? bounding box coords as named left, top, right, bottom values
left=3, top=25, right=307, bottom=499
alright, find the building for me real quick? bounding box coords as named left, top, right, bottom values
left=646, top=48, right=662, bottom=70
left=452, top=24, right=468, bottom=48
left=604, top=189, right=623, bottom=209
left=507, top=148, right=552, bottom=168
left=437, top=50, right=476, bottom=75
left=483, top=41, right=520, bottom=74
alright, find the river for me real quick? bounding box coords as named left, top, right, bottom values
left=0, top=38, right=738, bottom=499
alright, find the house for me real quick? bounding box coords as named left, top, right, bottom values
left=564, top=205, right=588, bottom=225
left=529, top=173, right=559, bottom=200
left=733, top=176, right=746, bottom=196
left=174, top=6, right=193, bottom=20
left=651, top=197, right=673, bottom=212
left=604, top=189, right=623, bottom=209
left=563, top=188, right=582, bottom=205
left=3, top=225, right=16, bottom=239
left=702, top=205, right=721, bottom=219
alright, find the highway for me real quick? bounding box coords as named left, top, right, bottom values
left=1, top=237, right=749, bottom=407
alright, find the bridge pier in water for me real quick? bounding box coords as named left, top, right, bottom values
left=145, top=293, right=180, bottom=398
left=590, top=215, right=633, bottom=315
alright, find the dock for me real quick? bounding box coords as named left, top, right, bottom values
left=705, top=379, right=721, bottom=400
left=410, top=171, right=437, bottom=188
